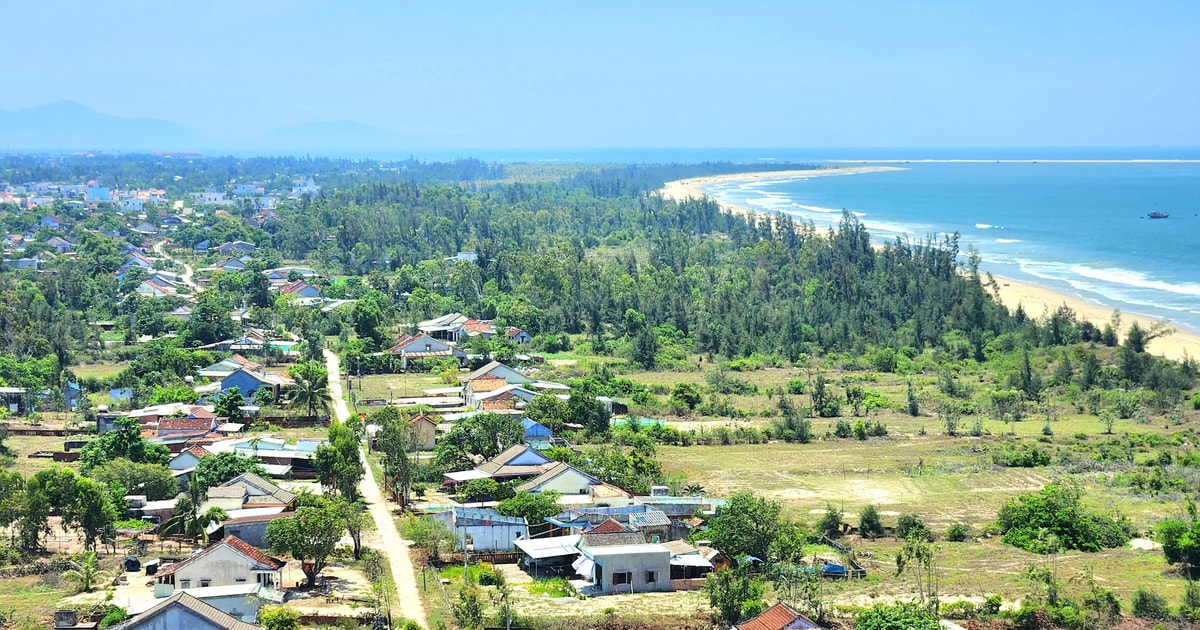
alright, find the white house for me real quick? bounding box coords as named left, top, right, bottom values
left=112, top=591, right=263, bottom=630
left=431, top=507, right=528, bottom=552
left=516, top=462, right=603, bottom=496
left=154, top=536, right=285, bottom=594
left=388, top=333, right=467, bottom=368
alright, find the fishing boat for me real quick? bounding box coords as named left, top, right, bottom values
left=1148, top=211, right=1169, bottom=219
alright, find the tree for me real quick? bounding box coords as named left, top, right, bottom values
left=433, top=413, right=524, bottom=471
left=0, top=469, right=26, bottom=530
left=79, top=416, right=170, bottom=471
left=399, top=514, right=455, bottom=562
left=287, top=361, right=331, bottom=418
left=161, top=476, right=227, bottom=544
left=704, top=569, right=765, bottom=626
left=89, top=459, right=178, bottom=501
left=460, top=478, right=501, bottom=503
left=315, top=420, right=364, bottom=501
left=670, top=382, right=703, bottom=411
left=860, top=504, right=885, bottom=539
left=524, top=392, right=568, bottom=432
left=706, top=493, right=783, bottom=561
left=817, top=504, right=844, bottom=539
left=352, top=297, right=387, bottom=350
left=896, top=535, right=940, bottom=614
left=185, top=291, right=237, bottom=346
left=193, top=451, right=267, bottom=488
left=266, top=504, right=347, bottom=587
left=62, top=551, right=115, bottom=593
left=214, top=387, right=247, bottom=423
left=62, top=477, right=119, bottom=552
left=258, top=605, right=301, bottom=630
left=497, top=491, right=561, bottom=524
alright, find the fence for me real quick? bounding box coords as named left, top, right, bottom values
left=438, top=551, right=523, bottom=565
left=670, top=578, right=707, bottom=591
left=1, top=425, right=86, bottom=437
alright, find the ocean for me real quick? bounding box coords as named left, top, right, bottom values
left=701, top=159, right=1200, bottom=334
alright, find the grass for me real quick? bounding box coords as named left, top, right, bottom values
left=69, top=361, right=130, bottom=379
left=3, top=434, right=85, bottom=476
left=0, top=575, right=73, bottom=627
left=525, top=576, right=577, bottom=598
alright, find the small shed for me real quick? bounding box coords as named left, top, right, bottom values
left=124, top=556, right=141, bottom=572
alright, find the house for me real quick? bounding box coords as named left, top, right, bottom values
left=516, top=461, right=603, bottom=497
left=131, top=221, right=159, bottom=236
left=264, top=267, right=318, bottom=280
left=156, top=417, right=218, bottom=438
left=467, top=383, right=538, bottom=412
left=446, top=251, right=479, bottom=264
left=163, top=215, right=189, bottom=229
left=124, top=251, right=154, bottom=270
left=170, top=445, right=212, bottom=471
left=444, top=444, right=552, bottom=484
left=193, top=239, right=210, bottom=252
left=733, top=602, right=819, bottom=630
left=388, top=333, right=467, bottom=368
left=85, top=187, right=111, bottom=202
left=407, top=413, right=439, bottom=451
left=39, top=215, right=65, bottom=229
left=0, top=386, right=27, bottom=414
left=291, top=178, right=320, bottom=196
left=214, top=257, right=246, bottom=272
left=191, top=191, right=228, bottom=205
left=454, top=318, right=496, bottom=340
left=219, top=368, right=295, bottom=398
left=547, top=506, right=671, bottom=541
left=46, top=236, right=73, bottom=252
left=111, top=591, right=262, bottom=630
left=461, top=360, right=528, bottom=386
left=417, top=312, right=469, bottom=341
left=506, top=326, right=532, bottom=344
left=522, top=418, right=554, bottom=449
left=218, top=511, right=294, bottom=548
left=431, top=507, right=528, bottom=552
left=197, top=355, right=262, bottom=380
left=135, top=279, right=178, bottom=298
left=513, top=534, right=582, bottom=573
left=220, top=472, right=297, bottom=510
left=154, top=535, right=285, bottom=593
left=217, top=241, right=257, bottom=255
left=123, top=199, right=146, bottom=212
left=576, top=529, right=671, bottom=595
left=279, top=279, right=320, bottom=298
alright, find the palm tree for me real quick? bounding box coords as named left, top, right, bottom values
left=287, top=361, right=332, bottom=419
left=161, top=476, right=228, bottom=544
left=63, top=551, right=115, bottom=593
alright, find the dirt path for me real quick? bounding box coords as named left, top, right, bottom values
left=325, top=349, right=427, bottom=627
left=152, top=239, right=200, bottom=293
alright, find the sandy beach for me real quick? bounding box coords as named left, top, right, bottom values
left=661, top=169, right=1200, bottom=362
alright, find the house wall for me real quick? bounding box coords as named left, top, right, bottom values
left=220, top=371, right=268, bottom=396
left=531, top=469, right=596, bottom=496
left=408, top=422, right=437, bottom=451
left=169, top=452, right=200, bottom=471
left=195, top=592, right=264, bottom=621
left=463, top=522, right=527, bottom=552
left=170, top=544, right=277, bottom=590
left=591, top=549, right=671, bottom=594
left=222, top=521, right=271, bottom=548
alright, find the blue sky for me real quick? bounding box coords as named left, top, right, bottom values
left=2, top=0, right=1197, bottom=147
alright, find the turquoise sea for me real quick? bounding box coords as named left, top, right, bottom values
left=700, top=159, right=1200, bottom=334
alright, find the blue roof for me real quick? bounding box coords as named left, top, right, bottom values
left=521, top=418, right=553, bottom=437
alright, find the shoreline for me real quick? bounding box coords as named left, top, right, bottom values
left=660, top=169, right=1200, bottom=361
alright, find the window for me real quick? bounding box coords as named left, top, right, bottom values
left=235, top=578, right=247, bottom=583
left=180, top=579, right=191, bottom=589
left=612, top=571, right=632, bottom=585
left=645, top=571, right=658, bottom=583
left=200, top=579, right=211, bottom=587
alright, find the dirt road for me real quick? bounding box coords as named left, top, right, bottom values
left=325, top=349, right=427, bottom=627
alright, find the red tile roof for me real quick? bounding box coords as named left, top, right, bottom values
left=157, top=535, right=285, bottom=577
left=182, top=445, right=211, bottom=459
left=588, top=518, right=629, bottom=534
left=159, top=418, right=215, bottom=431
left=462, top=319, right=495, bottom=333
left=735, top=602, right=817, bottom=630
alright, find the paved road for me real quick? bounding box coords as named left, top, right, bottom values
left=325, top=349, right=427, bottom=627
left=152, top=239, right=200, bottom=293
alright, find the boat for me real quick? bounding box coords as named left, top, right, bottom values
left=1148, top=211, right=1169, bottom=219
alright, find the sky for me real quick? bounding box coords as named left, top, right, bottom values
left=2, top=0, right=1198, bottom=148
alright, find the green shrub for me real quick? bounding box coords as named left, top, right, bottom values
left=940, top=600, right=977, bottom=620
left=834, top=420, right=852, bottom=438
left=786, top=378, right=806, bottom=395
left=997, top=480, right=1134, bottom=554
left=859, top=505, right=885, bottom=539
left=945, top=523, right=970, bottom=542
left=981, top=595, right=1002, bottom=617
left=1132, top=587, right=1170, bottom=620
left=855, top=602, right=940, bottom=630
left=896, top=514, right=931, bottom=541
left=1182, top=580, right=1200, bottom=622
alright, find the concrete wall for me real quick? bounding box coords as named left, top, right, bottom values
left=196, top=592, right=264, bottom=621
left=591, top=549, right=671, bottom=594
left=223, top=520, right=270, bottom=548
left=172, top=544, right=278, bottom=590
left=531, top=469, right=596, bottom=496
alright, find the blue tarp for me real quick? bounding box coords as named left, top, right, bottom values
left=521, top=418, right=553, bottom=437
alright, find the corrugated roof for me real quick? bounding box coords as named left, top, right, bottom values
left=156, top=535, right=285, bottom=577
left=221, top=471, right=296, bottom=506
left=112, top=591, right=262, bottom=630
left=587, top=518, right=629, bottom=534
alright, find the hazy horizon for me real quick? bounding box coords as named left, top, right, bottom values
left=3, top=1, right=1198, bottom=150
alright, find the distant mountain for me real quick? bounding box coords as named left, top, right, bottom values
left=243, top=121, right=415, bottom=155
left=0, top=101, right=210, bottom=152
left=0, top=101, right=419, bottom=155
